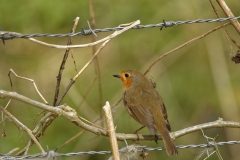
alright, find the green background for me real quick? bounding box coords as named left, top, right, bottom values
left=0, top=1, right=240, bottom=159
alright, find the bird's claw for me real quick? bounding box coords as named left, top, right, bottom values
left=154, top=134, right=158, bottom=144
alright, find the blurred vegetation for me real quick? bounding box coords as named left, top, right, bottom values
left=0, top=0, right=240, bottom=160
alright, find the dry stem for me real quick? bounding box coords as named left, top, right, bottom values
left=209, top=0, right=240, bottom=48
left=89, top=0, right=103, bottom=109
left=8, top=69, right=48, bottom=104
left=216, top=0, right=240, bottom=34
left=103, top=101, right=120, bottom=160
left=53, top=17, right=79, bottom=106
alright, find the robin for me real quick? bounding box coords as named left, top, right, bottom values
left=113, top=69, right=178, bottom=156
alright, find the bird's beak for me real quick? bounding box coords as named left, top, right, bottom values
left=113, top=74, right=120, bottom=78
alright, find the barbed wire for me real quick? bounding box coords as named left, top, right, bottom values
left=0, top=16, right=240, bottom=42
left=0, top=140, right=239, bottom=159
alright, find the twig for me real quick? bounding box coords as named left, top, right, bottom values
left=1, top=99, right=11, bottom=136
left=53, top=17, right=79, bottom=106
left=209, top=0, right=240, bottom=48
left=90, top=0, right=103, bottom=112
left=77, top=115, right=106, bottom=131
left=55, top=39, right=111, bottom=106
left=103, top=101, right=120, bottom=160
left=0, top=106, right=45, bottom=153
left=70, top=50, right=78, bottom=72
left=73, top=40, right=110, bottom=81
left=78, top=76, right=97, bottom=108
left=58, top=130, right=85, bottom=150
left=8, top=69, right=48, bottom=104
left=1, top=90, right=240, bottom=141
left=6, top=148, right=20, bottom=155
left=144, top=23, right=230, bottom=75
left=216, top=0, right=240, bottom=34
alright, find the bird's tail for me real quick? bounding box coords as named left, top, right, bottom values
left=156, top=123, right=178, bottom=155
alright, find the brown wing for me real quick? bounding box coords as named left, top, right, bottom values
left=123, top=90, right=157, bottom=134
left=156, top=93, right=171, bottom=131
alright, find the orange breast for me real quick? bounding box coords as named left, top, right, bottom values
left=123, top=78, right=132, bottom=90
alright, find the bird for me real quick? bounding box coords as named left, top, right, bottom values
left=113, top=69, right=178, bottom=156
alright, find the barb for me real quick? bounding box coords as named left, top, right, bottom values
left=1, top=141, right=240, bottom=159
left=1, top=16, right=240, bottom=40
left=87, top=20, right=97, bottom=37
left=160, top=19, right=176, bottom=30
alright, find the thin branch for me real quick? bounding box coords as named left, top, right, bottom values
left=8, top=69, right=48, bottom=104
left=1, top=90, right=240, bottom=141
left=103, top=101, right=120, bottom=160
left=6, top=148, right=20, bottom=155
left=70, top=50, right=78, bottom=72
left=216, top=0, right=240, bottom=34
left=209, top=0, right=240, bottom=48
left=58, top=130, right=85, bottom=150
left=144, top=23, right=230, bottom=75
left=77, top=115, right=106, bottom=131
left=0, top=105, right=45, bottom=153
left=78, top=76, right=97, bottom=108
left=55, top=39, right=111, bottom=106
left=53, top=17, right=80, bottom=106
left=90, top=0, right=103, bottom=112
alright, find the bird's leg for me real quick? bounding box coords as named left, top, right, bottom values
left=133, top=125, right=145, bottom=141
left=154, top=134, right=158, bottom=144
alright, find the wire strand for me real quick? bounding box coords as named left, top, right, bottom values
left=0, top=16, right=239, bottom=41
left=1, top=140, right=240, bottom=159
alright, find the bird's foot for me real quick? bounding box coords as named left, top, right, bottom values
left=154, top=134, right=158, bottom=144
left=133, top=131, right=140, bottom=143
left=133, top=125, right=145, bottom=142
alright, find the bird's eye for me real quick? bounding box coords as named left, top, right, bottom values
left=125, top=73, right=129, bottom=77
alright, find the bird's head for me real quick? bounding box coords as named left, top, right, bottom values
left=113, top=70, right=144, bottom=90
